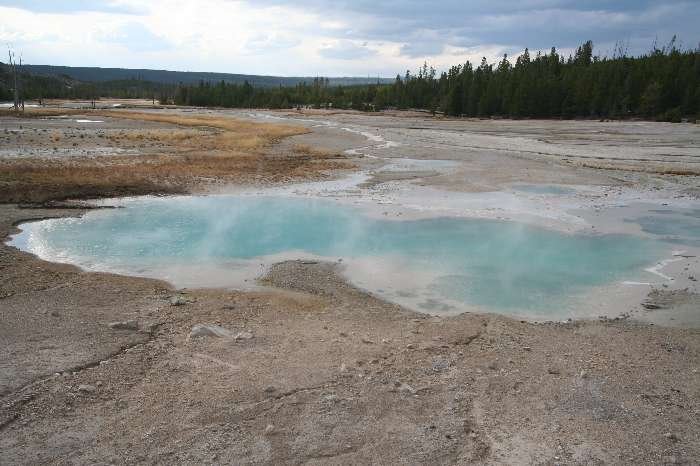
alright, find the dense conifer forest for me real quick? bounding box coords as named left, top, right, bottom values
left=3, top=40, right=699, bottom=121
left=172, top=40, right=700, bottom=121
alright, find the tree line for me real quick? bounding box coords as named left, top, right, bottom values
left=172, top=77, right=383, bottom=111
left=3, top=39, right=699, bottom=121
left=172, top=40, right=699, bottom=121
left=386, top=39, right=699, bottom=121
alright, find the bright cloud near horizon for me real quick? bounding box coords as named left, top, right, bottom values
left=1, top=0, right=698, bottom=77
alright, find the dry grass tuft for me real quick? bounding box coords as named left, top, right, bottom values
left=292, top=144, right=342, bottom=159
left=0, top=158, right=178, bottom=202
left=0, top=108, right=88, bottom=120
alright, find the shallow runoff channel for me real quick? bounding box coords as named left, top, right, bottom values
left=8, top=111, right=700, bottom=324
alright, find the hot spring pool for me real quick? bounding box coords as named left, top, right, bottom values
left=9, top=195, right=667, bottom=319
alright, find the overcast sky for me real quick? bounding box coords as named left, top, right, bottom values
left=1, top=0, right=698, bottom=77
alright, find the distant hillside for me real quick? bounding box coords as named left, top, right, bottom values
left=22, top=65, right=392, bottom=87
left=1, top=62, right=170, bottom=101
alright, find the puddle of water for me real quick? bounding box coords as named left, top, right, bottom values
left=625, top=209, right=700, bottom=247
left=382, top=158, right=460, bottom=172
left=9, top=195, right=666, bottom=320
left=514, top=184, right=576, bottom=195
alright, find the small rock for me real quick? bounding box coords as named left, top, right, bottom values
left=664, top=432, right=680, bottom=442
left=264, top=386, right=276, bottom=393
left=361, top=337, right=374, bottom=344
left=50, top=311, right=60, bottom=317
left=234, top=331, right=254, bottom=340
left=406, top=344, right=416, bottom=350
left=170, top=295, right=188, bottom=306
left=547, top=368, right=561, bottom=375
left=189, top=324, right=233, bottom=339
left=78, top=384, right=96, bottom=393
left=264, top=424, right=275, bottom=435
left=339, top=332, right=348, bottom=337
left=580, top=370, right=589, bottom=379
left=108, top=320, right=139, bottom=331
left=399, top=383, right=417, bottom=395
left=487, top=362, right=498, bottom=370
left=144, top=322, right=161, bottom=333
left=523, top=346, right=532, bottom=351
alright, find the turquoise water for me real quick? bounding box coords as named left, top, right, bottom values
left=513, top=184, right=576, bottom=195
left=11, top=196, right=663, bottom=317
left=626, top=209, right=700, bottom=247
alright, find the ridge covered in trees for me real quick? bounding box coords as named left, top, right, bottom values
left=20, top=64, right=391, bottom=87
left=0, top=63, right=176, bottom=102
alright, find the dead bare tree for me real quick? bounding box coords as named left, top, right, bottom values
left=6, top=46, right=23, bottom=112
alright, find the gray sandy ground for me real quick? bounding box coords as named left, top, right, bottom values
left=1, top=109, right=700, bottom=464
left=0, top=115, right=178, bottom=159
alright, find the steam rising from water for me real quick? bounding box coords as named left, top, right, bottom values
left=10, top=195, right=664, bottom=319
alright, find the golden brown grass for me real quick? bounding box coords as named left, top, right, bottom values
left=0, top=159, right=175, bottom=203
left=0, top=109, right=350, bottom=203
left=291, top=144, right=342, bottom=159
left=0, top=108, right=84, bottom=119
left=93, top=110, right=308, bottom=151
left=1, top=108, right=307, bottom=150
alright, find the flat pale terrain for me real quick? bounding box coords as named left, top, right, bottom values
left=1, top=106, right=699, bottom=465
left=0, top=108, right=347, bottom=203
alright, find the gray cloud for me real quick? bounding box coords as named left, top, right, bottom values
left=318, top=41, right=377, bottom=60
left=5, top=0, right=698, bottom=76
left=252, top=0, right=700, bottom=57
left=96, top=22, right=172, bottom=52
left=400, top=41, right=445, bottom=59
left=244, top=33, right=301, bottom=54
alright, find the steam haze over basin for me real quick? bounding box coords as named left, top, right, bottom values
left=11, top=196, right=664, bottom=320
left=1, top=0, right=698, bottom=76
